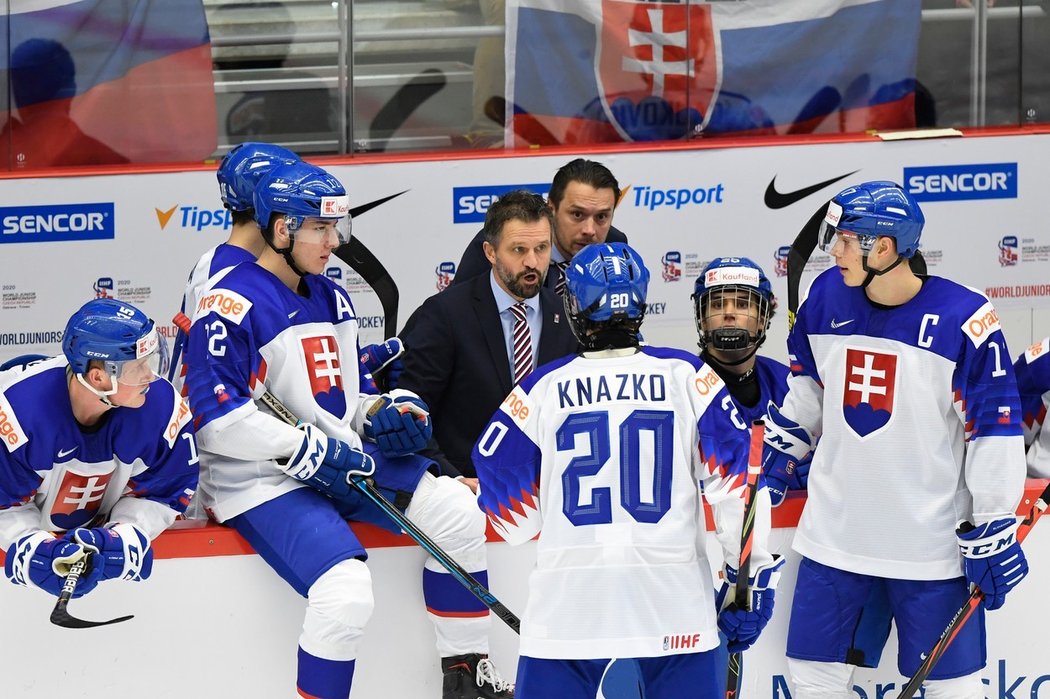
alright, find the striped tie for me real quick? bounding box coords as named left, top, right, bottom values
left=554, top=260, right=570, bottom=296
left=510, top=302, right=533, bottom=384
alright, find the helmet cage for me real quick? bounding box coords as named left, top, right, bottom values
left=694, top=285, right=771, bottom=353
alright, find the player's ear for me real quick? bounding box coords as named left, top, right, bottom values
left=272, top=217, right=291, bottom=246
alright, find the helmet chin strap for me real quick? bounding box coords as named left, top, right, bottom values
left=860, top=253, right=906, bottom=289
left=266, top=219, right=309, bottom=278
left=74, top=371, right=118, bottom=407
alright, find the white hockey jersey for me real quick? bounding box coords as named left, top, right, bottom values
left=1015, top=336, right=1050, bottom=478
left=783, top=268, right=1026, bottom=580
left=184, top=263, right=375, bottom=522
left=0, top=357, right=197, bottom=549
left=473, top=346, right=773, bottom=660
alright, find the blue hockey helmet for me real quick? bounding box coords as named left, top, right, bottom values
left=216, top=142, right=299, bottom=213
left=818, top=181, right=924, bottom=259
left=692, top=257, right=776, bottom=354
left=63, top=299, right=169, bottom=390
left=564, top=242, right=649, bottom=350
left=253, top=161, right=351, bottom=244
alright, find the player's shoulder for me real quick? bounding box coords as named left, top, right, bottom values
left=755, top=354, right=791, bottom=377
left=1018, top=337, right=1050, bottom=370
left=523, top=352, right=581, bottom=391
left=119, top=379, right=192, bottom=448
left=921, top=276, right=1002, bottom=341
left=193, top=263, right=276, bottom=326
left=0, top=358, right=68, bottom=448
left=640, top=345, right=704, bottom=370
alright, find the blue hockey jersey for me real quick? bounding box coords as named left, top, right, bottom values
left=1015, top=336, right=1050, bottom=478
left=0, top=357, right=197, bottom=549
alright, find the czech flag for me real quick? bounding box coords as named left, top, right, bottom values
left=507, top=0, right=920, bottom=146
left=0, top=0, right=216, bottom=168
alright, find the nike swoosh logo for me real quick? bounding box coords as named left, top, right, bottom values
left=764, top=170, right=860, bottom=210
left=57, top=446, right=78, bottom=458
left=287, top=310, right=300, bottom=319
left=830, top=319, right=855, bottom=329
left=349, top=190, right=408, bottom=219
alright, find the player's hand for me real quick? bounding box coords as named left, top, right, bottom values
left=359, top=338, right=405, bottom=389
left=458, top=477, right=479, bottom=494
left=4, top=531, right=97, bottom=598
left=715, top=557, right=785, bottom=652
left=762, top=403, right=812, bottom=507
left=283, top=423, right=376, bottom=499
left=957, top=518, right=1029, bottom=610
left=69, top=524, right=154, bottom=584
left=364, top=392, right=433, bottom=457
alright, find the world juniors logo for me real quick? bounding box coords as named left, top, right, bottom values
left=436, top=262, right=456, bottom=291
left=774, top=246, right=790, bottom=278
left=597, top=2, right=718, bottom=140
left=661, top=251, right=682, bottom=282
left=301, top=336, right=346, bottom=419
left=50, top=470, right=113, bottom=530
left=842, top=348, right=898, bottom=439
left=999, top=236, right=1019, bottom=267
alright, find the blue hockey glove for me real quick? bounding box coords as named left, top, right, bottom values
left=957, top=517, right=1029, bottom=611
left=359, top=338, right=405, bottom=389
left=762, top=403, right=813, bottom=507
left=715, top=556, right=785, bottom=652
left=4, top=531, right=96, bottom=598
left=283, top=423, right=375, bottom=499
left=364, top=392, right=432, bottom=457
left=69, top=523, right=154, bottom=584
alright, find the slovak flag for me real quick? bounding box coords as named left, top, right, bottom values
left=506, top=0, right=920, bottom=146
left=0, top=0, right=216, bottom=169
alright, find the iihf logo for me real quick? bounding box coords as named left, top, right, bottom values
left=94, top=277, right=114, bottom=298
left=325, top=267, right=343, bottom=281
left=436, top=262, right=456, bottom=291
left=774, top=246, right=791, bottom=277
left=998, top=236, right=1019, bottom=267
left=661, top=251, right=682, bottom=282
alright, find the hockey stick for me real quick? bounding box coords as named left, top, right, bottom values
left=725, top=420, right=766, bottom=699
left=50, top=555, right=135, bottom=629
left=337, top=193, right=406, bottom=341
left=896, top=481, right=1050, bottom=699
left=786, top=203, right=928, bottom=330
left=257, top=389, right=521, bottom=633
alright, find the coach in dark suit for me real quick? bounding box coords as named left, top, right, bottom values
left=452, top=158, right=628, bottom=295
left=399, top=190, right=579, bottom=481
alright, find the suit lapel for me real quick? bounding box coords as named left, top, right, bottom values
left=537, top=288, right=572, bottom=363
left=472, top=274, right=513, bottom=394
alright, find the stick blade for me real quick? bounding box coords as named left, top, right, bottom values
left=50, top=602, right=134, bottom=629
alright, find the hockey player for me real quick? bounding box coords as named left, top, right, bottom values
left=1014, top=337, right=1050, bottom=477
left=762, top=181, right=1029, bottom=698
left=692, top=256, right=801, bottom=504
left=168, top=141, right=299, bottom=391
left=2, top=299, right=197, bottom=601
left=473, top=242, right=783, bottom=699
left=184, top=161, right=512, bottom=699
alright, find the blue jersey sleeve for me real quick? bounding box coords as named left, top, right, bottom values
left=184, top=295, right=261, bottom=431
left=123, top=383, right=198, bottom=516
left=1015, top=339, right=1050, bottom=445
left=473, top=391, right=542, bottom=546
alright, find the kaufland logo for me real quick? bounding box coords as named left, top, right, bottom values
left=453, top=183, right=549, bottom=224
left=904, top=163, right=1017, bottom=202
left=156, top=205, right=233, bottom=231
left=0, top=203, right=115, bottom=243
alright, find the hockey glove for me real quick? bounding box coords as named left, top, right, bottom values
left=359, top=338, right=405, bottom=389
left=715, top=556, right=785, bottom=653
left=68, top=523, right=154, bottom=585
left=4, top=531, right=97, bottom=598
left=762, top=403, right=813, bottom=507
left=957, top=517, right=1029, bottom=611
left=283, top=423, right=376, bottom=499
left=364, top=391, right=432, bottom=457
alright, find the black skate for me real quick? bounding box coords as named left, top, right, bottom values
left=441, top=653, right=514, bottom=698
